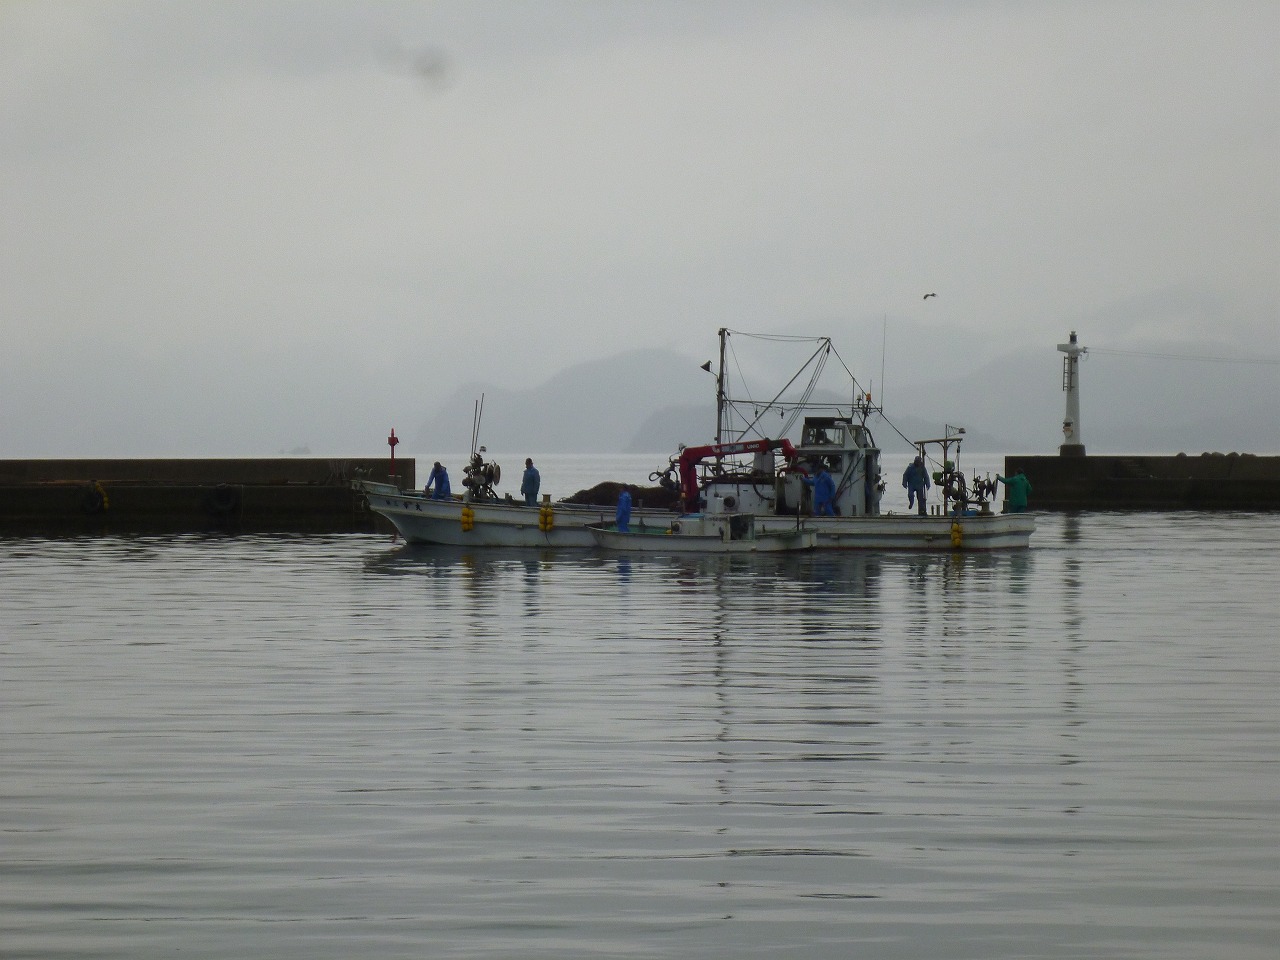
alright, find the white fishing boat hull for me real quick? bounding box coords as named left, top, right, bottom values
left=360, top=482, right=1033, bottom=550
left=755, top=511, right=1036, bottom=551
left=588, top=516, right=816, bottom=554
left=358, top=481, right=664, bottom=547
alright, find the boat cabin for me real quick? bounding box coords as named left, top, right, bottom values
left=701, top=415, right=884, bottom=518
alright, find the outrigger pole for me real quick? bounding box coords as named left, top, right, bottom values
left=914, top=424, right=965, bottom=514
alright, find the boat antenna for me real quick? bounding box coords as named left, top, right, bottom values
left=880, top=313, right=887, bottom=411
left=470, top=393, right=485, bottom=456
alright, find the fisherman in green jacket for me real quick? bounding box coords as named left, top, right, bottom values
left=996, top=469, right=1032, bottom=513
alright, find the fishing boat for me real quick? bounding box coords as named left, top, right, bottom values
left=644, top=328, right=1035, bottom=551
left=358, top=479, right=668, bottom=548
left=588, top=508, right=816, bottom=554
left=655, top=419, right=1035, bottom=550
left=359, top=329, right=1034, bottom=550
left=357, top=398, right=674, bottom=547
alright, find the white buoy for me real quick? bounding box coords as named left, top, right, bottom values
left=1057, top=331, right=1087, bottom=456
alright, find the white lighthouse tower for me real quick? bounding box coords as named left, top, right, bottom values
left=1057, top=330, right=1087, bottom=457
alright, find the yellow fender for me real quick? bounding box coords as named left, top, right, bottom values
left=950, top=519, right=963, bottom=549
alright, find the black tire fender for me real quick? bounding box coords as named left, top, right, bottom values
left=206, top=483, right=241, bottom=516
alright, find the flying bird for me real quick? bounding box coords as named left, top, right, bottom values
left=923, top=293, right=937, bottom=300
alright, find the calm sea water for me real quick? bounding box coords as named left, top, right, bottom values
left=3, top=455, right=1277, bottom=959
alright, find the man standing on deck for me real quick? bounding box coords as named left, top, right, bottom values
left=425, top=461, right=451, bottom=500
left=903, top=456, right=930, bottom=516
left=616, top=487, right=633, bottom=532
left=521, top=458, right=541, bottom=506
left=996, top=469, right=1032, bottom=513
left=804, top=464, right=837, bottom=516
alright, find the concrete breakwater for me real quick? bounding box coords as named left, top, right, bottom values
left=1002, top=453, right=1280, bottom=511
left=10, top=452, right=1278, bottom=534
left=0, top=458, right=414, bottom=534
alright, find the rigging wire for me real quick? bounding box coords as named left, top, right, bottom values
left=719, top=328, right=926, bottom=458
left=722, top=329, right=832, bottom=344
left=723, top=333, right=832, bottom=441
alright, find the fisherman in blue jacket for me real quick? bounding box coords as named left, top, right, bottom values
left=805, top=464, right=837, bottom=516
left=616, top=487, right=632, bottom=532
left=424, top=461, right=451, bottom=500
left=902, top=456, right=930, bottom=516
left=521, top=458, right=541, bottom=506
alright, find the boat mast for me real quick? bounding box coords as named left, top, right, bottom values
left=715, top=327, right=727, bottom=447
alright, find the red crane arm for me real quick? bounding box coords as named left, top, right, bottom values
left=676, top=438, right=798, bottom=510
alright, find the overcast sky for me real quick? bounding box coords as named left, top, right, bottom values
left=2, top=1, right=1275, bottom=457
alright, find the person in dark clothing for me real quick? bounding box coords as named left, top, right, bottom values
left=521, top=458, right=540, bottom=506
left=902, top=456, right=931, bottom=516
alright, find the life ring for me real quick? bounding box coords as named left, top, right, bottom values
left=206, top=483, right=241, bottom=517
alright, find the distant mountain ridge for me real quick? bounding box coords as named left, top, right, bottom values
left=410, top=341, right=1280, bottom=457
left=411, top=347, right=1023, bottom=457
left=411, top=348, right=713, bottom=455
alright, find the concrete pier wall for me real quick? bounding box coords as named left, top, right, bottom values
left=1002, top=453, right=1280, bottom=510
left=0, top=458, right=411, bottom=487
left=0, top=458, right=414, bottom=534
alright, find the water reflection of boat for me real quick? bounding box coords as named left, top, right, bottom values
left=588, top=510, right=816, bottom=554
